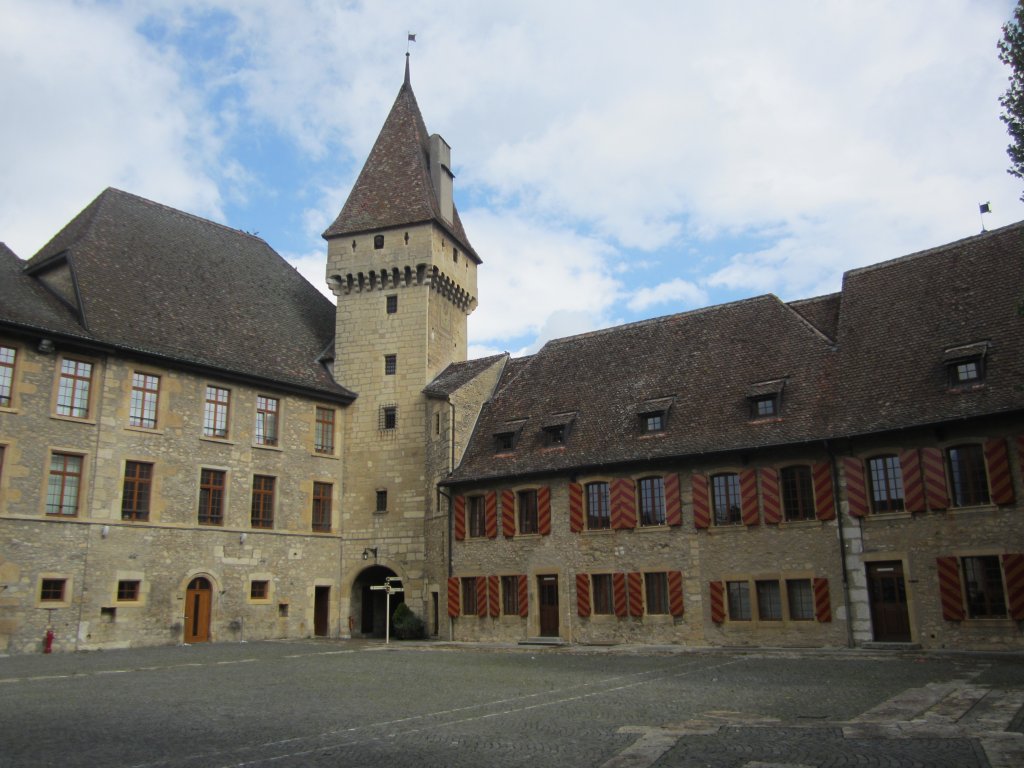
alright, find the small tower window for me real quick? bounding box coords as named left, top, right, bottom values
left=374, top=235, right=384, bottom=249
left=376, top=490, right=388, bottom=512
left=384, top=354, right=397, bottom=375
left=386, top=295, right=398, bottom=314
left=380, top=405, right=397, bottom=431
left=453, top=248, right=459, bottom=263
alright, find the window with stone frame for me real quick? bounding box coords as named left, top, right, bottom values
left=250, top=580, right=269, bottom=600
left=198, top=468, right=226, bottom=525
left=501, top=575, right=520, bottom=615
left=518, top=489, right=539, bottom=534
left=780, top=465, right=815, bottom=521
left=56, top=358, right=92, bottom=418
left=384, top=354, right=397, bottom=375
left=0, top=345, right=17, bottom=407
left=961, top=556, right=1007, bottom=618
left=644, top=573, right=669, bottom=614
left=867, top=455, right=905, bottom=513
left=756, top=580, right=782, bottom=621
left=47, top=453, right=83, bottom=516
left=786, top=579, right=814, bottom=621
left=585, top=481, right=611, bottom=530
left=203, top=385, right=230, bottom=438
left=40, top=578, right=67, bottom=602
left=947, top=444, right=990, bottom=507
left=711, top=473, right=742, bottom=525
left=386, top=295, right=398, bottom=314
left=121, top=461, right=153, bottom=521
left=376, top=489, right=388, bottom=513
left=250, top=475, right=275, bottom=528
left=117, top=580, right=141, bottom=601
left=129, top=372, right=160, bottom=429
left=591, top=574, right=614, bottom=615
left=380, top=404, right=397, bottom=431
left=467, top=495, right=486, bottom=538
left=461, top=577, right=478, bottom=615
left=727, top=580, right=751, bottom=620
left=314, top=407, right=335, bottom=453
left=254, top=396, right=279, bottom=446
left=312, top=482, right=332, bottom=532
left=637, top=476, right=666, bottom=526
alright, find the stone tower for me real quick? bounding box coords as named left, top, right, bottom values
left=323, top=57, right=479, bottom=636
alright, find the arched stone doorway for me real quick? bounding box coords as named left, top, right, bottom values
left=351, top=565, right=404, bottom=638
left=185, top=576, right=212, bottom=643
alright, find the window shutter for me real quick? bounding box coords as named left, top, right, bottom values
left=813, top=462, right=835, bottom=520
left=476, top=577, right=488, bottom=618
left=501, top=489, right=516, bottom=538
left=813, top=578, right=831, bottom=622
left=611, top=478, right=637, bottom=530
left=576, top=573, right=591, bottom=617
left=760, top=468, right=781, bottom=524
left=627, top=572, right=644, bottom=617
left=936, top=556, right=965, bottom=620
left=488, top=575, right=500, bottom=618
left=709, top=581, right=725, bottom=624
left=692, top=473, right=710, bottom=529
left=517, top=574, right=529, bottom=617
left=740, top=469, right=759, bottom=526
left=985, top=438, right=1015, bottom=505
left=668, top=570, right=684, bottom=617
left=842, top=457, right=868, bottom=518
left=921, top=447, right=949, bottom=510
left=899, top=449, right=926, bottom=513
left=485, top=491, right=498, bottom=539
left=613, top=572, right=628, bottom=617
left=569, top=482, right=584, bottom=533
left=453, top=495, right=466, bottom=541
left=1002, top=554, right=1024, bottom=620
left=664, top=473, right=682, bottom=526
left=538, top=486, right=552, bottom=535
left=447, top=576, right=460, bottom=617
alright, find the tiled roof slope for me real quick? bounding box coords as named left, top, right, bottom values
left=789, top=293, right=841, bottom=341
left=424, top=354, right=508, bottom=397
left=833, top=221, right=1024, bottom=435
left=452, top=296, right=836, bottom=482
left=0, top=244, right=88, bottom=337
left=322, top=65, right=479, bottom=263
left=16, top=189, right=353, bottom=401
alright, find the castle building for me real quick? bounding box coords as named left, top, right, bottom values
left=1, top=62, right=1022, bottom=654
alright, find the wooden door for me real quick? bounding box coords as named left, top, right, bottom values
left=866, top=561, right=911, bottom=642
left=185, top=577, right=212, bottom=643
left=314, top=586, right=330, bottom=637
left=538, top=575, right=559, bottom=637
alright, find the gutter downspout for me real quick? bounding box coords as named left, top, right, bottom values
left=826, top=439, right=855, bottom=649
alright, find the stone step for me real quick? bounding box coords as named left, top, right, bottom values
left=518, top=637, right=566, bottom=646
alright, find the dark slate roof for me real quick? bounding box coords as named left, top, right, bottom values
left=0, top=244, right=87, bottom=337
left=832, top=221, right=1024, bottom=435
left=424, top=354, right=507, bottom=398
left=11, top=189, right=353, bottom=402
left=788, top=293, right=841, bottom=341
left=451, top=296, right=836, bottom=483
left=322, top=63, right=479, bottom=263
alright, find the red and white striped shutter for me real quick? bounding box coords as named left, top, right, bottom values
left=668, top=570, right=684, bottom=617
left=485, top=491, right=498, bottom=538
left=692, top=473, right=711, bottom=529
left=813, top=578, right=831, bottom=622
left=813, top=462, right=836, bottom=521
left=613, top=572, right=628, bottom=617
left=936, top=556, right=965, bottom=620
left=453, top=495, right=466, bottom=541
left=501, top=489, right=516, bottom=538
left=569, top=483, right=584, bottom=532
left=476, top=577, right=488, bottom=618
left=488, top=575, right=500, bottom=618
left=1002, top=554, right=1024, bottom=620
left=664, top=473, right=683, bottom=526
left=627, top=572, right=644, bottom=617
left=921, top=447, right=949, bottom=511
left=576, top=573, right=591, bottom=617
left=611, top=478, right=637, bottom=530
left=517, top=574, right=529, bottom=617
left=900, top=449, right=926, bottom=513
left=709, top=581, right=725, bottom=623
left=759, top=468, right=781, bottom=524
left=538, top=486, right=552, bottom=535
left=842, top=457, right=869, bottom=518
left=740, top=469, right=759, bottom=526
left=447, top=576, right=460, bottom=617
left=985, top=438, right=1015, bottom=506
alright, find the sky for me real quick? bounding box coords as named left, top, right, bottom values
left=1, top=0, right=1021, bottom=359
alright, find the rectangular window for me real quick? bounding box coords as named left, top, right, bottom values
left=467, top=495, right=486, bottom=538
left=638, top=476, right=666, bottom=526
left=751, top=395, right=778, bottom=418
left=250, top=580, right=269, bottom=600
left=0, top=345, right=16, bottom=407
left=756, top=580, right=782, bottom=621
left=947, top=445, right=990, bottom=507
left=644, top=573, right=668, bottom=615
left=116, top=580, right=140, bottom=601
left=315, top=407, right=335, bottom=454
left=592, top=574, right=614, bottom=615
left=786, top=579, right=814, bottom=621
left=494, top=432, right=515, bottom=452
left=203, top=386, right=230, bottom=438
left=254, top=396, right=279, bottom=446
left=121, top=461, right=153, bottom=521
left=543, top=424, right=566, bottom=445
left=586, top=482, right=610, bottom=530
left=380, top=405, right=397, bottom=431
left=461, top=577, right=478, bottom=615
left=384, top=354, right=397, bottom=375
left=867, top=455, right=905, bottom=513
left=386, top=295, right=398, bottom=314
left=781, top=466, right=815, bottom=521
left=56, top=358, right=92, bottom=417
left=129, top=372, right=160, bottom=429
left=962, top=556, right=1007, bottom=618
left=948, top=357, right=985, bottom=386
left=501, top=575, right=519, bottom=615
left=376, top=489, right=387, bottom=513
left=250, top=475, right=275, bottom=528
left=640, top=411, right=664, bottom=434
left=198, top=468, right=226, bottom=525
left=518, top=489, right=538, bottom=534
left=712, top=473, right=742, bottom=525
left=46, top=453, right=82, bottom=516
left=727, top=581, right=751, bottom=621
left=40, top=578, right=66, bottom=602
left=312, top=482, right=332, bottom=532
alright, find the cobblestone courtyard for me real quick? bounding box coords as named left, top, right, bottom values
left=1, top=641, right=1022, bottom=767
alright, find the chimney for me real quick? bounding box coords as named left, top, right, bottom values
left=429, top=133, right=454, bottom=224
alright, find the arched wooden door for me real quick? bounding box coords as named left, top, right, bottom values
left=185, top=577, right=212, bottom=643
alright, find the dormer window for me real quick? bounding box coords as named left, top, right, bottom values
left=640, top=411, right=665, bottom=434
left=944, top=342, right=988, bottom=390
left=747, top=379, right=786, bottom=420
left=750, top=394, right=778, bottom=418
left=541, top=411, right=575, bottom=446
left=495, top=432, right=516, bottom=452
left=543, top=424, right=566, bottom=445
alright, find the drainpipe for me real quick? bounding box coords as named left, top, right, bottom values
left=826, top=439, right=855, bottom=648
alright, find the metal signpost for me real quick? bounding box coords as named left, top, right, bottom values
left=369, top=576, right=404, bottom=644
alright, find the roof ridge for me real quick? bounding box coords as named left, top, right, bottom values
left=100, top=187, right=266, bottom=244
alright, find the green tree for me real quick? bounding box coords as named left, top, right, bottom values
left=999, top=1, right=1024, bottom=200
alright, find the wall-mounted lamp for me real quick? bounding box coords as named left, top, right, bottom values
left=362, top=547, right=378, bottom=561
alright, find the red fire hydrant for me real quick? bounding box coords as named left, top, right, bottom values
left=43, top=629, right=54, bottom=654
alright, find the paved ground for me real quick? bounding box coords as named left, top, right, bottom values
left=1, top=640, right=1022, bottom=768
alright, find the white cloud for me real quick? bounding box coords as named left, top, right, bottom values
left=628, top=279, right=708, bottom=313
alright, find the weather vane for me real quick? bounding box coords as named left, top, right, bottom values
left=979, top=201, right=991, bottom=232
left=407, top=32, right=416, bottom=53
